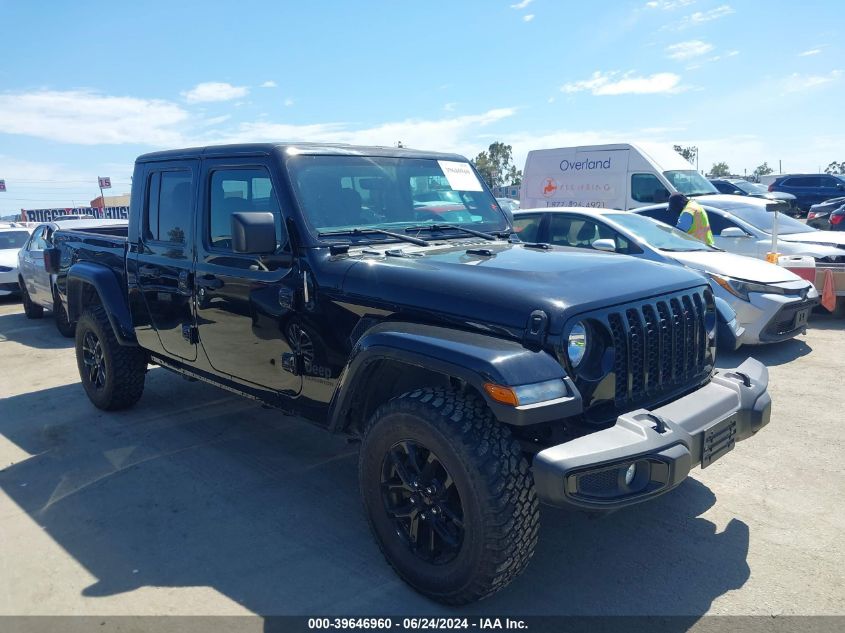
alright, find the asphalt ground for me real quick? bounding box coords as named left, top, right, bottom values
left=1, top=295, right=843, bottom=618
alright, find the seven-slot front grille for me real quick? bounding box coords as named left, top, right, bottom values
left=600, top=289, right=711, bottom=413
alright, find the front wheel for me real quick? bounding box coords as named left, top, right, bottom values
left=358, top=388, right=539, bottom=605
left=75, top=306, right=147, bottom=410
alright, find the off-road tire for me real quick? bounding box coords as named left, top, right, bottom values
left=20, top=280, right=44, bottom=319
left=75, top=306, right=146, bottom=410
left=359, top=388, right=539, bottom=605
left=53, top=288, right=75, bottom=337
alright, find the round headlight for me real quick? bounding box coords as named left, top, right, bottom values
left=567, top=322, right=588, bottom=368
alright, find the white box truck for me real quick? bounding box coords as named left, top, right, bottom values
left=521, top=143, right=735, bottom=210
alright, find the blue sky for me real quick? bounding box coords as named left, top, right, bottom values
left=1, top=0, right=842, bottom=214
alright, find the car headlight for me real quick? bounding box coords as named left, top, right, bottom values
left=567, top=321, right=589, bottom=368
left=707, top=273, right=786, bottom=302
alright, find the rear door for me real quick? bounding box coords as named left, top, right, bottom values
left=135, top=161, right=198, bottom=361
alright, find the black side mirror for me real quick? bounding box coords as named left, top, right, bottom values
left=43, top=247, right=61, bottom=274
left=232, top=212, right=276, bottom=254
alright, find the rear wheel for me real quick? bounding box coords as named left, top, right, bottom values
left=20, top=280, right=44, bottom=319
left=358, top=388, right=539, bottom=605
left=53, top=288, right=75, bottom=337
left=75, top=306, right=147, bottom=410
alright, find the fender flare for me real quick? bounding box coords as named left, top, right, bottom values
left=327, top=322, right=580, bottom=432
left=66, top=262, right=137, bottom=346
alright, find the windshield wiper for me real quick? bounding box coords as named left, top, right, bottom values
left=318, top=228, right=429, bottom=246
left=404, top=224, right=497, bottom=241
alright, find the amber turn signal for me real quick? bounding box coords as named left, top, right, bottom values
left=483, top=383, right=519, bottom=406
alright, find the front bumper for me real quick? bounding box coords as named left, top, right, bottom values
left=532, top=358, right=771, bottom=511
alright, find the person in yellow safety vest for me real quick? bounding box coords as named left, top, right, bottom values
left=670, top=192, right=715, bottom=247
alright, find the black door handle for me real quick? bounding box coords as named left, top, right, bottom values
left=196, top=275, right=223, bottom=290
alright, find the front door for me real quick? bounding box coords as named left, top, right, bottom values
left=194, top=159, right=302, bottom=395
left=21, top=226, right=50, bottom=303
left=135, top=160, right=198, bottom=361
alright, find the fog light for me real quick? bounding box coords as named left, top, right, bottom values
left=624, top=463, right=637, bottom=486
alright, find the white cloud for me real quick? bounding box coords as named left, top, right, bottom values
left=645, top=0, right=695, bottom=9
left=523, top=13, right=535, bottom=22
left=783, top=70, right=842, bottom=93
left=510, top=0, right=533, bottom=8
left=207, top=108, right=517, bottom=156
left=561, top=71, right=682, bottom=95
left=677, top=4, right=734, bottom=27
left=443, top=102, right=456, bottom=112
left=259, top=80, right=278, bottom=88
left=799, top=48, right=822, bottom=57
left=182, top=81, right=248, bottom=103
left=0, top=89, right=189, bottom=145
left=666, top=40, right=713, bottom=60
left=283, top=98, right=295, bottom=107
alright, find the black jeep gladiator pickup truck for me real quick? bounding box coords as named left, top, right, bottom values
left=51, top=143, right=771, bottom=604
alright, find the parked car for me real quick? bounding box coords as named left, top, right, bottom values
left=709, top=179, right=799, bottom=216
left=829, top=206, right=845, bottom=232
left=768, top=174, right=845, bottom=212
left=51, top=142, right=771, bottom=604
left=0, top=225, right=33, bottom=298
left=633, top=201, right=845, bottom=263
left=17, top=218, right=128, bottom=335
left=807, top=197, right=845, bottom=230
left=513, top=207, right=818, bottom=345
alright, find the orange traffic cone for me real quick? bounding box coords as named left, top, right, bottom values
left=821, top=268, right=836, bottom=312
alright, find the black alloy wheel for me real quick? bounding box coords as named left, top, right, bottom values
left=81, top=330, right=106, bottom=391
left=381, top=440, right=464, bottom=565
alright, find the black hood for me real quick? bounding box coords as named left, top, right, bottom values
left=332, top=241, right=707, bottom=336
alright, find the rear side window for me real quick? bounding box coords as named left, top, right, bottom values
left=631, top=173, right=669, bottom=203
left=784, top=176, right=820, bottom=187
left=208, top=167, right=285, bottom=251
left=145, top=170, right=193, bottom=243
left=513, top=214, right=543, bottom=241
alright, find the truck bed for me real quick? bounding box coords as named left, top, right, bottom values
left=53, top=227, right=129, bottom=294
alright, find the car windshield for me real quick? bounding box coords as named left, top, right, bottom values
left=286, top=155, right=509, bottom=239
left=733, top=180, right=769, bottom=195
left=663, top=170, right=719, bottom=196
left=0, top=230, right=31, bottom=249
left=606, top=213, right=712, bottom=252
left=728, top=205, right=816, bottom=234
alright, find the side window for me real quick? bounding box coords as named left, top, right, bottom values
left=513, top=214, right=543, bottom=242
left=707, top=212, right=739, bottom=235
left=208, top=167, right=285, bottom=252
left=636, top=207, right=671, bottom=226
left=595, top=223, right=642, bottom=255
left=822, top=176, right=843, bottom=189
left=631, top=173, right=669, bottom=203
left=145, top=170, right=193, bottom=243
left=548, top=215, right=602, bottom=249
left=29, top=227, right=48, bottom=251
left=786, top=176, right=819, bottom=188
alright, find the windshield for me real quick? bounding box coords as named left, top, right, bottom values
left=0, top=231, right=31, bottom=249
left=286, top=155, right=509, bottom=240
left=733, top=180, right=768, bottom=195
left=728, top=205, right=815, bottom=234
left=606, top=213, right=712, bottom=252
left=663, top=170, right=719, bottom=196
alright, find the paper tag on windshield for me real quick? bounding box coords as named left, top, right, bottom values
left=438, top=160, right=483, bottom=192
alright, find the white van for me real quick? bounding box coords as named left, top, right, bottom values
left=521, top=143, right=740, bottom=211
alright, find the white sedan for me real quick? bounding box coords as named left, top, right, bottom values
left=0, top=225, right=33, bottom=297
left=513, top=207, right=819, bottom=346
left=634, top=198, right=845, bottom=262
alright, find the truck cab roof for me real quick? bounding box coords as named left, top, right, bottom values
left=136, top=143, right=469, bottom=163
